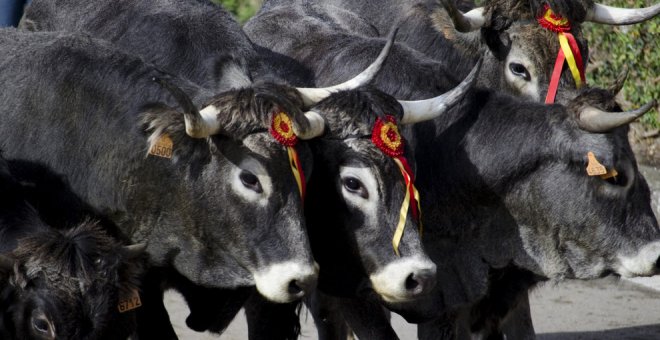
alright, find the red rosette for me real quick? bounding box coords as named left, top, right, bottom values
left=537, top=4, right=571, bottom=32
left=270, top=111, right=298, bottom=147
left=372, top=115, right=404, bottom=158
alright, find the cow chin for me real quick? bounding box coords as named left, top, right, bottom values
left=614, top=241, right=660, bottom=278
left=253, top=261, right=319, bottom=303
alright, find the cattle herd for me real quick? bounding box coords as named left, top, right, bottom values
left=0, top=0, right=659, bottom=339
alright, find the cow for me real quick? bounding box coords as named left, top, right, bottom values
left=0, top=154, right=146, bottom=340
left=245, top=3, right=660, bottom=339
left=247, top=0, right=659, bottom=104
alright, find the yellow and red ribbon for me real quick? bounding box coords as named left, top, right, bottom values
left=537, top=5, right=586, bottom=104
left=372, top=116, right=422, bottom=256
left=270, top=112, right=306, bottom=200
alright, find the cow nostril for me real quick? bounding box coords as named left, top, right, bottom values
left=288, top=280, right=304, bottom=295
left=655, top=255, right=660, bottom=271
left=405, top=273, right=420, bottom=291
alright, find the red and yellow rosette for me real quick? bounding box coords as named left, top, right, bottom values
left=537, top=4, right=586, bottom=104
left=372, top=116, right=422, bottom=256
left=270, top=112, right=306, bottom=200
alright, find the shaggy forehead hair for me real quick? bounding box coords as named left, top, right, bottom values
left=312, top=86, right=404, bottom=140
left=204, top=82, right=310, bottom=139
left=12, top=221, right=120, bottom=284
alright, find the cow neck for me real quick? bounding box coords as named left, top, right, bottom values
left=269, top=111, right=306, bottom=201
left=371, top=115, right=422, bottom=257
left=537, top=5, right=586, bottom=104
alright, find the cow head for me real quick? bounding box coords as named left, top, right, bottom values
left=435, top=0, right=659, bottom=103
left=304, top=57, right=481, bottom=306
left=137, top=42, right=398, bottom=303
left=450, top=81, right=659, bottom=280
left=0, top=222, right=144, bottom=340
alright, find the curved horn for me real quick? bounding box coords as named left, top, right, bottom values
left=586, top=3, right=660, bottom=25
left=399, top=58, right=482, bottom=125
left=608, top=67, right=629, bottom=96
left=295, top=28, right=398, bottom=107
left=153, top=77, right=220, bottom=138
left=440, top=0, right=486, bottom=32
left=293, top=111, right=326, bottom=140
left=578, top=100, right=657, bottom=132
left=123, top=243, right=147, bottom=259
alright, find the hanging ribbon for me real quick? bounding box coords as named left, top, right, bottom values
left=371, top=115, right=422, bottom=256
left=537, top=5, right=586, bottom=104
left=270, top=112, right=306, bottom=200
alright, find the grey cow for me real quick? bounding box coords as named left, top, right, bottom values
left=245, top=1, right=660, bottom=339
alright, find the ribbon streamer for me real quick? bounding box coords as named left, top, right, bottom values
left=392, top=157, right=422, bottom=256
left=287, top=146, right=306, bottom=200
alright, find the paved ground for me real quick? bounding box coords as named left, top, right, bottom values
left=164, top=276, right=660, bottom=339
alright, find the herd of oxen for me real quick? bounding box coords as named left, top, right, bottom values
left=1, top=0, right=660, bottom=339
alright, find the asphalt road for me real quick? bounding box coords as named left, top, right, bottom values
left=164, top=276, right=660, bottom=339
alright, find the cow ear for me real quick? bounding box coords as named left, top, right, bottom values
left=481, top=28, right=511, bottom=61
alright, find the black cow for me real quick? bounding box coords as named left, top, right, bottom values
left=0, top=28, right=332, bottom=311
left=0, top=154, right=145, bottom=340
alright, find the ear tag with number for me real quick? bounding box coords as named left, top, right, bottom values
left=117, top=289, right=142, bottom=313
left=586, top=151, right=607, bottom=176
left=148, top=134, right=173, bottom=159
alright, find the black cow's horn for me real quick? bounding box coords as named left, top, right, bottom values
left=294, top=111, right=326, bottom=140
left=154, top=77, right=221, bottom=138
left=440, top=0, right=486, bottom=32
left=295, top=28, right=398, bottom=107
left=123, top=243, right=147, bottom=259
left=399, top=57, right=482, bottom=124
left=586, top=3, right=660, bottom=25
left=578, top=100, right=657, bottom=132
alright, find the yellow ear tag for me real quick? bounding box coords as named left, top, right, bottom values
left=118, top=289, right=142, bottom=313
left=148, top=134, right=173, bottom=159
left=586, top=151, right=607, bottom=176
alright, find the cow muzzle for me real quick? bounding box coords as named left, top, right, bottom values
left=369, top=255, right=437, bottom=303
left=253, top=261, right=319, bottom=303
left=614, top=241, right=660, bottom=278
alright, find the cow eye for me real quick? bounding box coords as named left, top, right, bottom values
left=342, top=177, right=368, bottom=199
left=239, top=170, right=263, bottom=193
left=32, top=316, right=50, bottom=334
left=509, top=63, right=530, bottom=81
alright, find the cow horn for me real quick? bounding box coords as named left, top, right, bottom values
left=295, top=28, right=398, bottom=107
left=399, top=58, right=482, bottom=125
left=578, top=100, right=656, bottom=132
left=440, top=0, right=486, bottom=32
left=586, top=3, right=660, bottom=25
left=153, top=77, right=222, bottom=138
left=608, top=67, right=629, bottom=96
left=293, top=111, right=326, bottom=140
left=122, top=243, right=147, bottom=259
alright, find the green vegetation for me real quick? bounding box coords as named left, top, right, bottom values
left=213, top=0, right=260, bottom=23
left=584, top=0, right=659, bottom=128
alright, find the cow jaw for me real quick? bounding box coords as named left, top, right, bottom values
left=253, top=261, right=319, bottom=303
left=369, top=255, right=436, bottom=303
left=614, top=241, right=660, bottom=278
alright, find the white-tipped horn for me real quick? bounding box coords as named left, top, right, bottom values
left=586, top=3, right=660, bottom=25
left=184, top=104, right=222, bottom=138
left=399, top=58, right=482, bottom=124
left=294, top=111, right=326, bottom=140
left=578, top=100, right=657, bottom=133
left=296, top=28, right=398, bottom=107
left=440, top=0, right=486, bottom=33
